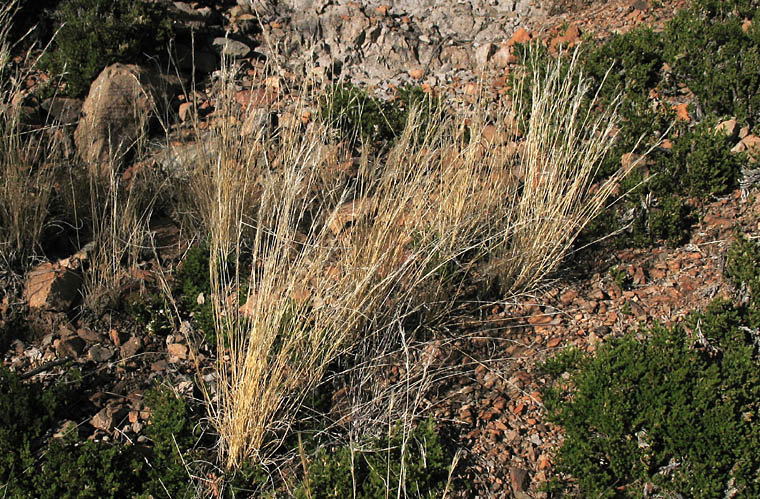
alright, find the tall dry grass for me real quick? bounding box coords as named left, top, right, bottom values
left=176, top=46, right=629, bottom=471
left=0, top=1, right=62, bottom=268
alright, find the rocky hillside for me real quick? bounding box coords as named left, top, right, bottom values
left=2, top=0, right=760, bottom=497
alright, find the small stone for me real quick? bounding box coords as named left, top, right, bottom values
left=167, top=343, right=188, bottom=360
left=88, top=344, right=114, bottom=362
left=178, top=102, right=194, bottom=122
left=546, top=337, right=561, bottom=348
left=58, top=337, right=86, bottom=357
left=212, top=37, right=251, bottom=58
left=741, top=135, right=760, bottom=162
left=109, top=328, right=125, bottom=346
left=120, top=336, right=143, bottom=359
left=409, top=68, right=424, bottom=80
left=151, top=359, right=169, bottom=372
left=559, top=289, right=577, bottom=306
left=77, top=328, right=101, bottom=343
left=475, top=43, right=496, bottom=68
left=510, top=466, right=529, bottom=492
left=91, top=408, right=113, bottom=431
left=715, top=119, right=738, bottom=141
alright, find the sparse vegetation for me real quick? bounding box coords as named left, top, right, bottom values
left=3, top=0, right=760, bottom=495
left=543, top=299, right=760, bottom=497
left=543, top=234, right=760, bottom=496
left=41, top=0, right=172, bottom=97
left=298, top=418, right=451, bottom=498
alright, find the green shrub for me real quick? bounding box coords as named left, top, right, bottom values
left=143, top=386, right=197, bottom=497
left=41, top=0, right=172, bottom=97
left=543, top=300, right=760, bottom=497
left=664, top=2, right=760, bottom=131
left=298, top=418, right=450, bottom=498
left=35, top=438, right=145, bottom=499
left=176, top=244, right=216, bottom=345
left=665, top=119, right=745, bottom=199
left=0, top=368, right=202, bottom=497
left=0, top=367, right=60, bottom=492
left=122, top=292, right=173, bottom=336
left=725, top=233, right=760, bottom=328
left=319, top=84, right=440, bottom=148
left=647, top=194, right=695, bottom=247
left=320, top=83, right=389, bottom=146
left=583, top=26, right=664, bottom=108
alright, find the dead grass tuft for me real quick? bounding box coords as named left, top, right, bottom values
left=176, top=46, right=629, bottom=471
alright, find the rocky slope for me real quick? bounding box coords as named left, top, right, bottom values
left=3, top=0, right=756, bottom=496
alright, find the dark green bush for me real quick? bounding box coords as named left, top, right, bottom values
left=583, top=26, right=664, bottom=107
left=143, top=386, right=197, bottom=497
left=176, top=244, right=216, bottom=345
left=543, top=299, right=760, bottom=497
left=298, top=417, right=450, bottom=498
left=0, top=366, right=61, bottom=492
left=646, top=194, right=695, bottom=247
left=319, top=84, right=440, bottom=148
left=664, top=1, right=760, bottom=131
left=665, top=119, right=745, bottom=199
left=0, top=368, right=201, bottom=497
left=41, top=0, right=172, bottom=97
left=725, top=233, right=760, bottom=328
left=35, top=438, right=145, bottom=499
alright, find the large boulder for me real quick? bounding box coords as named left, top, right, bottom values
left=74, top=64, right=159, bottom=171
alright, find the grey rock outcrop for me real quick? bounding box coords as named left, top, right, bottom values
left=74, top=64, right=159, bottom=170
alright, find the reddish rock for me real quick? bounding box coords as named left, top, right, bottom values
left=24, top=261, right=82, bottom=311
left=178, top=101, right=194, bottom=122
left=235, top=88, right=277, bottom=110
left=109, top=328, right=125, bottom=346
left=741, top=135, right=760, bottom=162
left=77, top=328, right=101, bottom=343
left=167, top=343, right=188, bottom=360
left=507, top=27, right=531, bottom=47
left=546, top=337, right=562, bottom=348
left=559, top=289, right=578, bottom=306
left=715, top=119, right=738, bottom=141
left=88, top=344, right=114, bottom=362
left=91, top=407, right=113, bottom=431
left=672, top=103, right=690, bottom=122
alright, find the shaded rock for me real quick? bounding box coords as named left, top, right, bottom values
left=89, top=344, right=114, bottom=362
left=24, top=261, right=82, bottom=311
left=41, top=97, right=82, bottom=125
left=475, top=42, right=496, bottom=68
left=74, top=64, right=159, bottom=170
left=715, top=119, right=738, bottom=141
left=212, top=37, right=252, bottom=58
left=57, top=336, right=86, bottom=357
left=120, top=336, right=143, bottom=359
left=77, top=327, right=101, bottom=343
left=510, top=466, right=529, bottom=492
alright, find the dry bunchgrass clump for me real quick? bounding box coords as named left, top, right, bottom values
left=0, top=1, right=63, bottom=268
left=175, top=46, right=630, bottom=472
